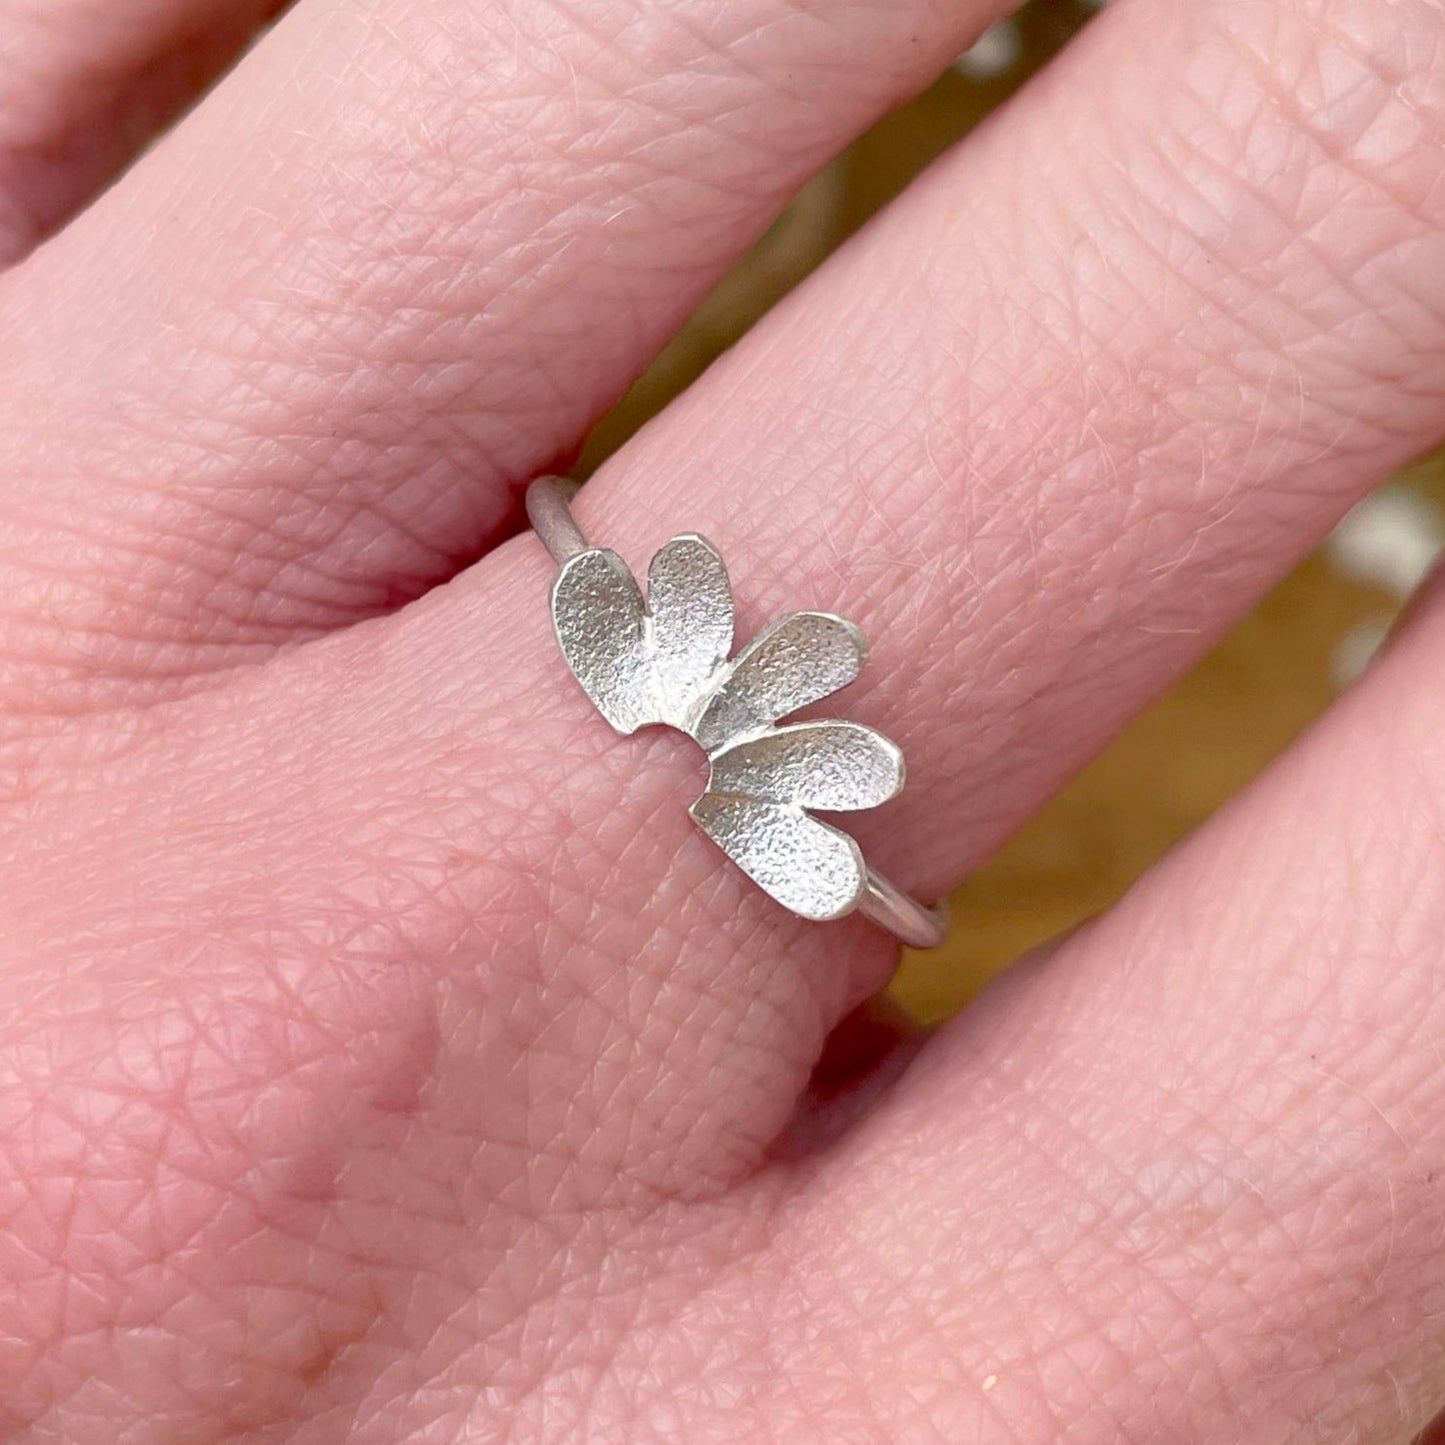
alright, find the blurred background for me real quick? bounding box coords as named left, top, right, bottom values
left=572, top=0, right=1445, bottom=1021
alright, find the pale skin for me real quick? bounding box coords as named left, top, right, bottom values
left=0, top=0, right=1444, bottom=1439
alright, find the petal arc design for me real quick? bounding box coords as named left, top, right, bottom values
left=548, top=532, right=906, bottom=927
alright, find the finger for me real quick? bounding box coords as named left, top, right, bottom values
left=0, top=0, right=284, bottom=263
left=223, top=0, right=1441, bottom=1217
left=14, top=0, right=1445, bottom=1306
left=0, top=0, right=1014, bottom=713
left=761, top=552, right=1445, bottom=1444
left=7, top=0, right=1445, bottom=1432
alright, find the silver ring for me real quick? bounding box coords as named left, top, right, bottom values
left=527, top=476, right=948, bottom=950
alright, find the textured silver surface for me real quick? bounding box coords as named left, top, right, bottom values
left=529, top=476, right=947, bottom=946
left=706, top=721, right=902, bottom=811
left=688, top=794, right=866, bottom=920
left=693, top=611, right=867, bottom=754
left=550, top=533, right=904, bottom=922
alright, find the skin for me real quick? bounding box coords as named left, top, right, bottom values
left=0, top=0, right=286, bottom=263
left=0, top=0, right=1444, bottom=1439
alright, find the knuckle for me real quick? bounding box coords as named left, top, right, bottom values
left=1202, top=0, right=1445, bottom=242
left=1125, top=0, right=1445, bottom=478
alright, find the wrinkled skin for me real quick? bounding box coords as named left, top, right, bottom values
left=1, top=0, right=1445, bottom=1440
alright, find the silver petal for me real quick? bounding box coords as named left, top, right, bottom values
left=693, top=611, right=867, bottom=754
left=707, top=720, right=904, bottom=811
left=647, top=534, right=733, bottom=728
left=689, top=794, right=867, bottom=920
left=550, top=548, right=652, bottom=735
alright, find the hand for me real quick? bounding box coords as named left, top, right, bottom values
left=2, top=0, right=1444, bottom=1440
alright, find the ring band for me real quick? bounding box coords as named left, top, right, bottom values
left=527, top=476, right=948, bottom=950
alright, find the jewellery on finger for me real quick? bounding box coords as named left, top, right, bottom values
left=526, top=476, right=948, bottom=950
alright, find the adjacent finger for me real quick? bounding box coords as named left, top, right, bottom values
left=758, top=543, right=1445, bottom=1444
left=0, top=0, right=283, bottom=264
left=0, top=0, right=1013, bottom=714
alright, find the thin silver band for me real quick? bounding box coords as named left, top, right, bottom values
left=527, top=477, right=948, bottom=950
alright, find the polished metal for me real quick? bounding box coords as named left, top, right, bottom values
left=527, top=476, right=948, bottom=949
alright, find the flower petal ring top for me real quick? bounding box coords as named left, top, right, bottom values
left=526, top=477, right=948, bottom=949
